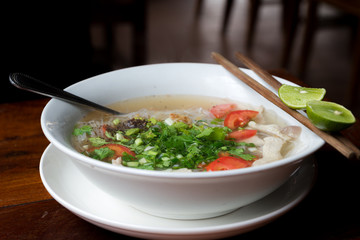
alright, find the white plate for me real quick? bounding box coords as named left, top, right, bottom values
left=40, top=144, right=316, bottom=239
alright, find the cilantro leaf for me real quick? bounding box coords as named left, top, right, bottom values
left=227, top=148, right=256, bottom=161
left=73, top=125, right=93, bottom=136
left=196, top=127, right=214, bottom=138
left=90, top=147, right=114, bottom=160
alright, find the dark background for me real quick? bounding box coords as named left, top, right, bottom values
left=3, top=0, right=359, bottom=117
left=3, top=0, right=105, bottom=102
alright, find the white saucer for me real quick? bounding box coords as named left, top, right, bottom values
left=40, top=144, right=316, bottom=240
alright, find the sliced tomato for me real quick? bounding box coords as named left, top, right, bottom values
left=205, top=156, right=252, bottom=171
left=210, top=104, right=236, bottom=119
left=93, top=144, right=136, bottom=158
left=227, top=129, right=257, bottom=141
left=224, top=110, right=259, bottom=130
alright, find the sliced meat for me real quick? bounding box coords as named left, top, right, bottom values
left=252, top=137, right=284, bottom=166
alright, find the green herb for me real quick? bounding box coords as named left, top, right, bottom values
left=82, top=117, right=256, bottom=170
left=196, top=127, right=228, bottom=140
left=73, top=125, right=93, bottom=136
left=226, top=147, right=256, bottom=160
left=210, top=118, right=224, bottom=125
left=105, top=131, right=115, bottom=140
left=90, top=147, right=114, bottom=160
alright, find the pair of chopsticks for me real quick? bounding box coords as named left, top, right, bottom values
left=211, top=52, right=360, bottom=160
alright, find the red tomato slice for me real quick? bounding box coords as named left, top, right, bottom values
left=205, top=156, right=252, bottom=171
left=227, top=129, right=257, bottom=141
left=93, top=144, right=136, bottom=158
left=210, top=104, right=236, bottom=119
left=224, top=110, right=259, bottom=130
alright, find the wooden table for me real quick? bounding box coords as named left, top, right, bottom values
left=1, top=74, right=360, bottom=239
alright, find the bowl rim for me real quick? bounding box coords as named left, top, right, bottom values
left=41, top=62, right=325, bottom=179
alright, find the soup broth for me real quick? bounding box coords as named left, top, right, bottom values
left=82, top=95, right=258, bottom=122
left=72, top=95, right=301, bottom=171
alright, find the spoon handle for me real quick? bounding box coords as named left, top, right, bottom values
left=9, top=73, right=121, bottom=115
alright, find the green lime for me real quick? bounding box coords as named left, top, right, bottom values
left=306, top=100, right=356, bottom=132
left=279, top=84, right=326, bottom=109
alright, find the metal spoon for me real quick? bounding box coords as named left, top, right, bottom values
left=9, top=73, right=122, bottom=115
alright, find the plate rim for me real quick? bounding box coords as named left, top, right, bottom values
left=39, top=143, right=316, bottom=238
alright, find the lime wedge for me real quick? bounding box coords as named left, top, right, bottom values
left=279, top=84, right=326, bottom=109
left=306, top=100, right=356, bottom=132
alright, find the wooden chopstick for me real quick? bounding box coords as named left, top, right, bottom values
left=235, top=52, right=283, bottom=90
left=211, top=52, right=357, bottom=160
left=235, top=51, right=360, bottom=159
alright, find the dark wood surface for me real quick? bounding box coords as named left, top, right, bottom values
left=1, top=73, right=360, bottom=239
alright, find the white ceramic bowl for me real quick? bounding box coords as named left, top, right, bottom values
left=41, top=63, right=324, bottom=220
